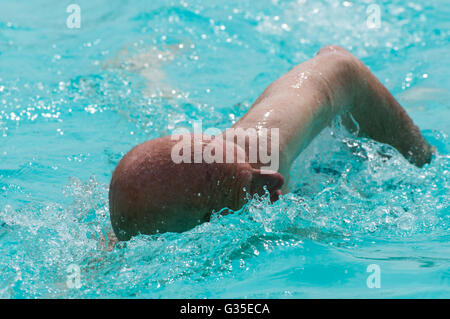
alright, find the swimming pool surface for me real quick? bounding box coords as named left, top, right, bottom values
left=0, top=0, right=449, bottom=298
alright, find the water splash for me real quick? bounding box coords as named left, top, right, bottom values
left=0, top=0, right=448, bottom=298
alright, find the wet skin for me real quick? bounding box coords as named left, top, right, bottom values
left=109, top=45, right=434, bottom=241
left=109, top=135, right=283, bottom=240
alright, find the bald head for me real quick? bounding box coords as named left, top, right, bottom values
left=109, top=134, right=283, bottom=240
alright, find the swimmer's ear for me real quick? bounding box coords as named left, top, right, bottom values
left=250, top=169, right=284, bottom=202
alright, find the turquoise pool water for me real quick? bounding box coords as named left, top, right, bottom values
left=0, top=0, right=449, bottom=298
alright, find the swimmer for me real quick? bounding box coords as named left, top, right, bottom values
left=109, top=45, right=434, bottom=241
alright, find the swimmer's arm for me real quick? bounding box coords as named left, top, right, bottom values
left=249, top=45, right=434, bottom=168
left=332, top=47, right=434, bottom=167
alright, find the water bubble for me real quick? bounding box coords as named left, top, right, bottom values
left=397, top=213, right=415, bottom=231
